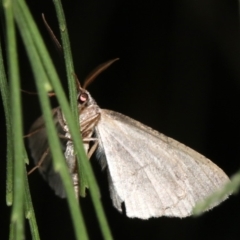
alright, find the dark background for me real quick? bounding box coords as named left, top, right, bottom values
left=1, top=0, right=240, bottom=239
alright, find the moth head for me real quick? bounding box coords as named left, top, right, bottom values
left=77, top=88, right=95, bottom=109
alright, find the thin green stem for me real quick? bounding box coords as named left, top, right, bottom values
left=24, top=166, right=40, bottom=240
left=0, top=30, right=14, bottom=206
left=3, top=0, right=25, bottom=239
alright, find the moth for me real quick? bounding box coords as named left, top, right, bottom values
left=28, top=59, right=230, bottom=219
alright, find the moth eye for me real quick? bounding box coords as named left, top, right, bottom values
left=78, top=92, right=88, bottom=104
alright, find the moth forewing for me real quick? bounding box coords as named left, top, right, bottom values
left=95, top=110, right=230, bottom=219
left=28, top=107, right=68, bottom=197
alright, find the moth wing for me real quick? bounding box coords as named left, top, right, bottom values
left=95, top=110, right=230, bottom=219
left=28, top=107, right=67, bottom=198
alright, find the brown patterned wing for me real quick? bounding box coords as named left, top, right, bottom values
left=28, top=107, right=68, bottom=198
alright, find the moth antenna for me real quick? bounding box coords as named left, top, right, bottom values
left=72, top=73, right=82, bottom=90
left=42, top=13, right=63, bottom=54
left=83, top=58, right=119, bottom=89
left=42, top=14, right=76, bottom=94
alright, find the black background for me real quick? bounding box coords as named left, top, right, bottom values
left=1, top=0, right=240, bottom=239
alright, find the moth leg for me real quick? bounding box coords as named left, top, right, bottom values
left=81, top=113, right=100, bottom=128
left=81, top=113, right=101, bottom=134
left=28, top=147, right=50, bottom=175
left=21, top=89, right=55, bottom=97
left=83, top=137, right=97, bottom=142
left=87, top=139, right=99, bottom=159
left=66, top=135, right=98, bottom=159
left=24, top=128, right=43, bottom=138
left=25, top=108, right=60, bottom=138
left=56, top=108, right=67, bottom=130
left=58, top=133, right=71, bottom=141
